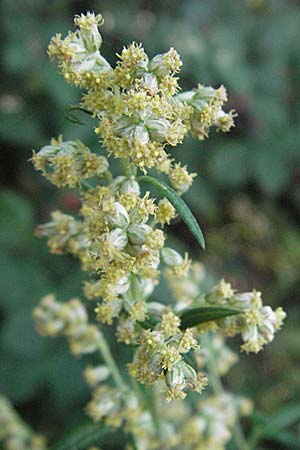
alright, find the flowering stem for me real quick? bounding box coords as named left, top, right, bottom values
left=233, top=421, right=250, bottom=450
left=97, top=331, right=126, bottom=391
left=148, top=384, right=164, bottom=442
left=98, top=332, right=163, bottom=447
left=203, top=333, right=250, bottom=450
left=97, top=333, right=143, bottom=450
left=201, top=333, right=222, bottom=394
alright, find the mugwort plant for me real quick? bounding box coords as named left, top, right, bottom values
left=0, top=12, right=286, bottom=450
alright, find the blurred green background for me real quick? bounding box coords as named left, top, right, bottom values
left=1, top=0, right=300, bottom=448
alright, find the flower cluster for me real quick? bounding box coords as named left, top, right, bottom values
left=179, top=393, right=253, bottom=450
left=32, top=136, right=109, bottom=188
left=128, top=312, right=207, bottom=401
left=32, top=295, right=252, bottom=450
left=28, top=11, right=287, bottom=450
left=202, top=279, right=286, bottom=353
left=48, top=12, right=112, bottom=89
left=168, top=264, right=286, bottom=353
left=47, top=12, right=235, bottom=193
left=33, top=294, right=102, bottom=355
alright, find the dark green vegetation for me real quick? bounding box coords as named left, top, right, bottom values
left=1, top=0, right=300, bottom=448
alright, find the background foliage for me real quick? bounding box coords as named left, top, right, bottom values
left=1, top=0, right=300, bottom=448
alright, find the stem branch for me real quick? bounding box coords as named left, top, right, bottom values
left=97, top=331, right=126, bottom=391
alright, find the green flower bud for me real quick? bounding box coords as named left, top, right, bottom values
left=146, top=118, right=171, bottom=142
left=126, top=276, right=155, bottom=301
left=107, top=202, right=129, bottom=229
left=113, top=117, right=132, bottom=135
left=110, top=176, right=140, bottom=195
left=80, top=24, right=103, bottom=53
left=147, top=302, right=167, bottom=319
left=160, top=247, right=183, bottom=266
left=84, top=364, right=110, bottom=386
left=141, top=73, right=159, bottom=95
left=165, top=363, right=185, bottom=390
left=120, top=176, right=141, bottom=195
left=128, top=124, right=149, bottom=144
left=127, top=223, right=151, bottom=245
left=115, top=276, right=131, bottom=295
left=108, top=228, right=128, bottom=250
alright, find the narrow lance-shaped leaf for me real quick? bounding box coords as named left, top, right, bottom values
left=139, top=307, right=241, bottom=331
left=179, top=306, right=241, bottom=329
left=50, top=423, right=112, bottom=450
left=138, top=175, right=205, bottom=249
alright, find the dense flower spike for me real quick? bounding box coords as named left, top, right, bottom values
left=48, top=13, right=235, bottom=184
left=32, top=137, right=109, bottom=187
left=33, top=295, right=102, bottom=355
left=30, top=11, right=286, bottom=450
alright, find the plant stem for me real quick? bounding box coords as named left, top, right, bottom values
left=233, top=421, right=251, bottom=450
left=98, top=331, right=164, bottom=447
left=148, top=384, right=164, bottom=443
left=97, top=331, right=126, bottom=391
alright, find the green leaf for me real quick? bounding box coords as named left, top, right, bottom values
left=265, top=430, right=300, bottom=448
left=64, top=106, right=94, bottom=126
left=50, top=423, right=112, bottom=450
left=138, top=175, right=205, bottom=249
left=261, top=404, right=300, bottom=434
left=268, top=404, right=300, bottom=430
left=179, top=306, right=241, bottom=329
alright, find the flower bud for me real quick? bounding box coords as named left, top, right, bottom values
left=79, top=20, right=103, bottom=53
left=107, top=228, right=128, bottom=250
left=149, top=48, right=182, bottom=77
left=116, top=122, right=150, bottom=144
left=120, top=176, right=141, bottom=195
left=165, top=363, right=185, bottom=390
left=149, top=54, right=168, bottom=77
left=160, top=247, right=183, bottom=266
left=115, top=275, right=131, bottom=295
left=146, top=118, right=170, bottom=142
left=126, top=276, right=155, bottom=301
left=130, top=125, right=149, bottom=144
left=106, top=202, right=129, bottom=228
left=147, top=302, right=167, bottom=319
left=127, top=223, right=151, bottom=245
left=113, top=117, right=132, bottom=135
left=84, top=365, right=110, bottom=386
left=69, top=325, right=101, bottom=354
left=141, top=73, right=159, bottom=95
